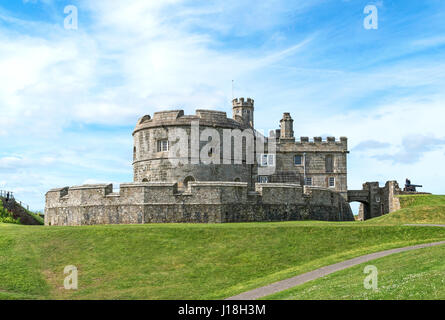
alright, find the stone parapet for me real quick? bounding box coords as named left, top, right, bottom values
left=45, top=182, right=354, bottom=226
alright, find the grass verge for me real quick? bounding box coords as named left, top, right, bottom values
left=0, top=222, right=444, bottom=299
left=265, top=243, right=445, bottom=300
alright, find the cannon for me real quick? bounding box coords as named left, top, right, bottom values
left=404, top=178, right=422, bottom=192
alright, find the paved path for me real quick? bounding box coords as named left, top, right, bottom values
left=226, top=240, right=445, bottom=300
left=404, top=224, right=445, bottom=227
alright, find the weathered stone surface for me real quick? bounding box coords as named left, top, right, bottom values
left=45, top=182, right=354, bottom=226
left=351, top=180, right=406, bottom=220
left=45, top=97, right=355, bottom=225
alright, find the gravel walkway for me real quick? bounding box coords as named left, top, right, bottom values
left=404, top=224, right=445, bottom=227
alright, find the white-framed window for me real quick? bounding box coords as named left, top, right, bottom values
left=304, top=177, right=312, bottom=186
left=329, top=177, right=335, bottom=188
left=294, top=155, right=303, bottom=165
left=258, top=176, right=269, bottom=183
left=157, top=140, right=169, bottom=152
left=260, top=154, right=275, bottom=167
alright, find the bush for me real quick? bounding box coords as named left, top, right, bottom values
left=0, top=203, right=20, bottom=224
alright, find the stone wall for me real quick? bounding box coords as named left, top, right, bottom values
left=353, top=180, right=403, bottom=220
left=272, top=136, right=348, bottom=197
left=132, top=106, right=349, bottom=197
left=133, top=110, right=255, bottom=189
left=45, top=182, right=354, bottom=226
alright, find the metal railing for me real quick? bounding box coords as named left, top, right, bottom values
left=0, top=190, right=14, bottom=199
left=0, top=190, right=30, bottom=211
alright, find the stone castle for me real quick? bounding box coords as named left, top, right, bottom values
left=45, top=98, right=401, bottom=226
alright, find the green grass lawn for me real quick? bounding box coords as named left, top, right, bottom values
left=262, top=194, right=445, bottom=300
left=365, top=195, right=445, bottom=225
left=265, top=243, right=445, bottom=300
left=0, top=221, right=444, bottom=300
left=1, top=194, right=444, bottom=300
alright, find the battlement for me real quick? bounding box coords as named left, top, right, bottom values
left=45, top=181, right=353, bottom=225
left=137, top=115, right=151, bottom=125
left=232, top=97, right=254, bottom=108
left=133, top=107, right=244, bottom=134
left=195, top=109, right=228, bottom=122
left=297, top=136, right=347, bottom=144
left=46, top=97, right=352, bottom=226
left=152, top=110, right=185, bottom=121
left=276, top=136, right=348, bottom=153
left=292, top=136, right=348, bottom=149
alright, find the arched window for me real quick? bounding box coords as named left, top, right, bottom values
left=183, top=176, right=195, bottom=188
left=142, top=178, right=148, bottom=182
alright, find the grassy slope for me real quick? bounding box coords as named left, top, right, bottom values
left=0, top=222, right=444, bottom=300
left=24, top=209, right=44, bottom=225
left=366, top=195, right=445, bottom=225
left=0, top=198, right=43, bottom=225
left=264, top=194, right=445, bottom=300
left=265, top=244, right=445, bottom=300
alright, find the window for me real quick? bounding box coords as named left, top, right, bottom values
left=294, top=155, right=303, bottom=165
left=325, top=155, right=333, bottom=173
left=268, top=154, right=274, bottom=166
left=260, top=154, right=275, bottom=167
left=329, top=177, right=335, bottom=188
left=157, top=140, right=169, bottom=152
left=258, top=176, right=269, bottom=183
left=304, top=177, right=312, bottom=186
left=183, top=176, right=195, bottom=188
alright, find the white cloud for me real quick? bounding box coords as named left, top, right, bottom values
left=1, top=0, right=445, bottom=210
left=305, top=96, right=445, bottom=193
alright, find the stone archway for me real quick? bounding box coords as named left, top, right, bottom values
left=349, top=200, right=370, bottom=220
left=347, top=182, right=388, bottom=220
left=183, top=176, right=195, bottom=188
left=347, top=190, right=371, bottom=220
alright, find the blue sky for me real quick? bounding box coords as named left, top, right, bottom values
left=1, top=0, right=445, bottom=211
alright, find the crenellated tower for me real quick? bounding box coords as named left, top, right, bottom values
left=232, top=97, right=254, bottom=128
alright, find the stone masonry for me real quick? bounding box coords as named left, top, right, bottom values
left=349, top=181, right=419, bottom=220
left=45, top=97, right=364, bottom=225
left=45, top=182, right=353, bottom=225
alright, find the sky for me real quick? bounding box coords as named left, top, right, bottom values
left=1, top=0, right=445, bottom=211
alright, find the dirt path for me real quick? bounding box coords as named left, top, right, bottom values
left=226, top=240, right=445, bottom=300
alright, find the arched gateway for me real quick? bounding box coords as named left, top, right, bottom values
left=347, top=181, right=402, bottom=220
